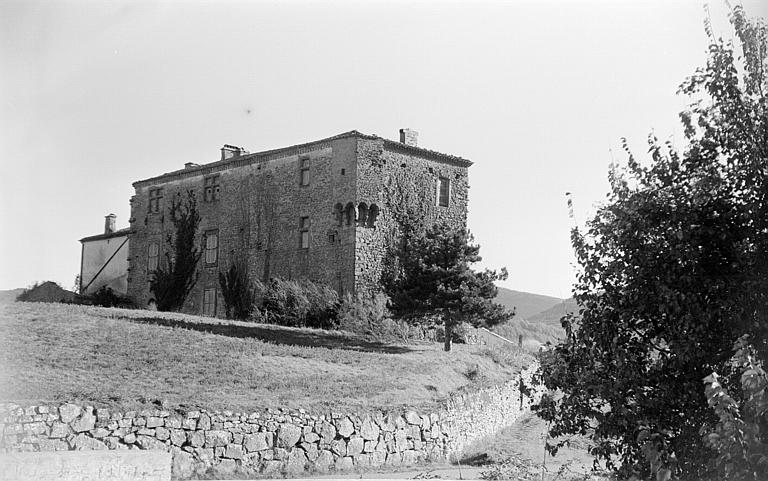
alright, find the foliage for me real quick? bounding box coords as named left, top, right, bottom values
left=149, top=190, right=202, bottom=312
left=218, top=262, right=256, bottom=320
left=336, top=292, right=429, bottom=343
left=385, top=222, right=513, bottom=351
left=535, top=6, right=767, bottom=480
left=253, top=278, right=339, bottom=329
left=702, top=336, right=768, bottom=480
left=90, top=286, right=133, bottom=308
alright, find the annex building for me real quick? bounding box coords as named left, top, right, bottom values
left=126, top=129, right=472, bottom=317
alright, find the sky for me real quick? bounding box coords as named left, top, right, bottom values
left=1, top=0, right=765, bottom=298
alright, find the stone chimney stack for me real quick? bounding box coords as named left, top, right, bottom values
left=104, top=214, right=116, bottom=234
left=221, top=144, right=249, bottom=161
left=399, top=128, right=418, bottom=147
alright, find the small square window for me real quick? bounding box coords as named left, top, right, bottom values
left=204, top=175, right=221, bottom=202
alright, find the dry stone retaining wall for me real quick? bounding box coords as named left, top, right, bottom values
left=1, top=363, right=542, bottom=478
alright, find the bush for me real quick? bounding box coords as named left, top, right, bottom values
left=337, top=292, right=429, bottom=343
left=91, top=286, right=134, bottom=308
left=253, top=278, right=339, bottom=329
left=218, top=263, right=256, bottom=320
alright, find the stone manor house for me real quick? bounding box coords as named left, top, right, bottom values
left=83, top=129, right=472, bottom=317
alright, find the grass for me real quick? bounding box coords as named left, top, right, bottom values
left=0, top=302, right=532, bottom=414
left=459, top=412, right=610, bottom=481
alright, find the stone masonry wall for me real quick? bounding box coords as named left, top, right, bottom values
left=127, top=136, right=360, bottom=314
left=354, top=137, right=470, bottom=293
left=0, top=364, right=542, bottom=479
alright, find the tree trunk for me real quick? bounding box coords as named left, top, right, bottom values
left=444, top=321, right=453, bottom=352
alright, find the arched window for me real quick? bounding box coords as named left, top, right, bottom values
left=345, top=203, right=355, bottom=226
left=357, top=203, right=368, bottom=226
left=334, top=203, right=344, bottom=227
left=367, top=204, right=379, bottom=227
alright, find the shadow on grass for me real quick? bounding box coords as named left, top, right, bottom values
left=125, top=316, right=413, bottom=354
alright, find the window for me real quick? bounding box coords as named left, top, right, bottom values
left=438, top=177, right=450, bottom=207
left=203, top=288, right=217, bottom=317
left=204, top=230, right=219, bottom=265
left=148, top=188, right=163, bottom=214
left=148, top=243, right=159, bottom=272
left=345, top=203, right=355, bottom=226
left=357, top=203, right=368, bottom=226
left=367, top=204, right=379, bottom=227
left=204, top=175, right=220, bottom=202
left=334, top=203, right=344, bottom=227
left=299, top=158, right=310, bottom=186
left=299, top=216, right=310, bottom=249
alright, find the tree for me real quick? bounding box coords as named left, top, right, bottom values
left=385, top=222, right=513, bottom=351
left=150, top=190, right=203, bottom=312
left=219, top=262, right=257, bottom=320
left=535, top=6, right=767, bottom=480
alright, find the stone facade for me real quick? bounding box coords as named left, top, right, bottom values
left=126, top=130, right=471, bottom=316
left=0, top=364, right=543, bottom=479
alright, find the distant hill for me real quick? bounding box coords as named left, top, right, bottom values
left=527, top=297, right=579, bottom=326
left=494, top=287, right=563, bottom=320
left=0, top=288, right=24, bottom=303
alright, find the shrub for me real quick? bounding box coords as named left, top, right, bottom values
left=253, top=278, right=339, bottom=329
left=337, top=292, right=428, bottom=343
left=91, top=286, right=134, bottom=308
left=218, top=263, right=256, bottom=320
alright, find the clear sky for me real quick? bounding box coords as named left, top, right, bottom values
left=1, top=0, right=764, bottom=298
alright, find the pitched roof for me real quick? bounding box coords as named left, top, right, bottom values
left=80, top=228, right=131, bottom=243
left=133, top=130, right=472, bottom=188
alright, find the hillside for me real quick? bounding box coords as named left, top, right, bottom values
left=494, top=287, right=562, bottom=319
left=0, top=302, right=532, bottom=414
left=0, top=288, right=24, bottom=303
left=528, top=297, right=579, bottom=326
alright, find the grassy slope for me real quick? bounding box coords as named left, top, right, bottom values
left=0, top=289, right=24, bottom=304
left=0, top=302, right=531, bottom=414
left=494, top=288, right=562, bottom=320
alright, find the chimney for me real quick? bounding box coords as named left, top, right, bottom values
left=399, top=128, right=418, bottom=147
left=221, top=144, right=249, bottom=161
left=104, top=214, right=116, bottom=234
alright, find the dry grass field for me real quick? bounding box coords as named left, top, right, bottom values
left=0, top=302, right=532, bottom=414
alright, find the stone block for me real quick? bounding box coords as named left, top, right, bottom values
left=204, top=430, right=231, bottom=448
left=244, top=432, right=270, bottom=452
left=70, top=413, right=96, bottom=433
left=59, top=404, right=82, bottom=423
left=335, top=417, right=354, bottom=438
left=49, top=423, right=70, bottom=439
left=170, top=429, right=186, bottom=446
left=224, top=444, right=244, bottom=459
left=285, top=448, right=308, bottom=474
left=276, top=423, right=301, bottom=448
left=71, top=433, right=108, bottom=450
left=360, top=416, right=380, bottom=441
left=346, top=437, right=364, bottom=456
left=335, top=455, right=354, bottom=471
left=145, top=417, right=164, bottom=428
